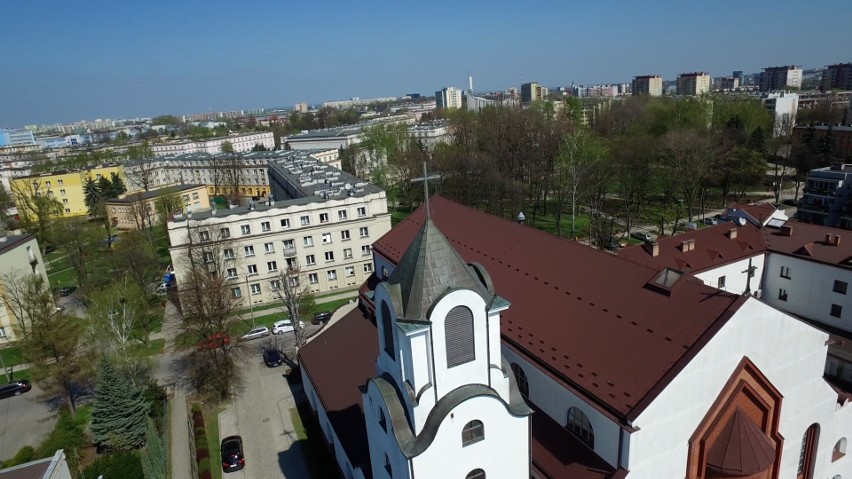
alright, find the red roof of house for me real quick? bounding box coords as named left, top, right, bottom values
left=761, top=221, right=852, bottom=269
left=372, top=197, right=744, bottom=422
left=730, top=202, right=778, bottom=225
left=617, top=223, right=766, bottom=273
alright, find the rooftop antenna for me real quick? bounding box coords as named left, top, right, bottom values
left=411, top=161, right=440, bottom=220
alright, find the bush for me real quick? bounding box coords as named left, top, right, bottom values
left=197, top=457, right=211, bottom=474
left=2, top=445, right=36, bottom=468
left=81, top=451, right=143, bottom=479
left=38, top=408, right=86, bottom=472
left=199, top=471, right=213, bottom=479
left=196, top=447, right=209, bottom=461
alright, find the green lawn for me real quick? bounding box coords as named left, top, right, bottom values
left=0, top=346, right=24, bottom=368
left=1, top=368, right=32, bottom=385
left=134, top=338, right=165, bottom=356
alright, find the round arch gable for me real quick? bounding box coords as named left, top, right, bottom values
left=686, top=357, right=784, bottom=479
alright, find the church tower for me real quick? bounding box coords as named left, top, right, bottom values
left=361, top=215, right=532, bottom=479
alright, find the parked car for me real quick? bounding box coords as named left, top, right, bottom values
left=0, top=380, right=32, bottom=399
left=197, top=332, right=230, bottom=351
left=220, top=435, right=245, bottom=472
left=703, top=218, right=720, bottom=225
left=312, top=311, right=332, bottom=325
left=630, top=231, right=654, bottom=242
left=263, top=349, right=285, bottom=368
left=58, top=286, right=77, bottom=297
left=241, top=326, right=270, bottom=341
left=272, top=319, right=304, bottom=335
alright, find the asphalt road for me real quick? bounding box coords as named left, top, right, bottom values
left=0, top=383, right=57, bottom=462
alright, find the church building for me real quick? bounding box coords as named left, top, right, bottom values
left=300, top=197, right=852, bottom=479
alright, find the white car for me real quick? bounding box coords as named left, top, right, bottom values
left=272, top=319, right=305, bottom=335
left=240, top=326, right=270, bottom=341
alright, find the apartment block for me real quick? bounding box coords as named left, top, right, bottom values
left=0, top=234, right=49, bottom=340
left=719, top=76, right=740, bottom=91
left=521, top=82, right=549, bottom=103
left=631, top=75, right=663, bottom=96
left=797, top=161, right=852, bottom=229
left=822, top=63, right=852, bottom=91
left=106, top=184, right=211, bottom=230
left=676, top=72, right=711, bottom=95
left=11, top=164, right=126, bottom=217
left=759, top=65, right=803, bottom=92
left=149, top=132, right=274, bottom=157
left=435, top=87, right=463, bottom=109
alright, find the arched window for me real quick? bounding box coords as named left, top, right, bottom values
left=445, top=306, right=475, bottom=367
left=382, top=302, right=394, bottom=359
left=462, top=420, right=484, bottom=446
left=798, top=423, right=820, bottom=479
left=378, top=407, right=387, bottom=432
left=834, top=437, right=847, bottom=461
left=566, top=407, right=595, bottom=449
left=466, top=469, right=485, bottom=479
left=510, top=363, right=529, bottom=398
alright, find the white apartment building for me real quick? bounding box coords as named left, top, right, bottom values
left=761, top=91, right=799, bottom=137
left=149, top=132, right=274, bottom=157
left=0, top=234, right=49, bottom=340
left=676, top=72, right=711, bottom=96
left=436, top=87, right=463, bottom=109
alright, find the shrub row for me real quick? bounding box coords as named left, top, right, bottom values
left=191, top=403, right=211, bottom=479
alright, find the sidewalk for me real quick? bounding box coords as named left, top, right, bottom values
left=160, top=300, right=193, bottom=479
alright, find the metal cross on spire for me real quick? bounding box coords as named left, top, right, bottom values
left=411, top=161, right=441, bottom=219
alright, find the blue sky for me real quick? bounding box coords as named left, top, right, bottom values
left=1, top=0, right=849, bottom=127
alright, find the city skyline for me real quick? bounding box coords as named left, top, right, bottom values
left=2, top=0, right=850, bottom=127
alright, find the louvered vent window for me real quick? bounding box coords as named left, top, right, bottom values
left=382, top=302, right=395, bottom=359
left=445, top=306, right=475, bottom=367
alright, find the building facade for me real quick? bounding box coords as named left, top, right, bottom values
left=0, top=129, right=36, bottom=147
left=0, top=234, right=48, bottom=341
left=11, top=164, right=126, bottom=217
left=718, top=76, right=740, bottom=91
left=521, top=82, right=548, bottom=103
left=797, top=162, right=852, bottom=229
left=761, top=91, right=799, bottom=136
left=106, top=184, right=210, bottom=230
left=676, top=72, right=711, bottom=96
left=436, top=87, right=463, bottom=109
left=632, top=75, right=663, bottom=97
left=760, top=65, right=803, bottom=92
left=149, top=132, right=274, bottom=157
left=822, top=63, right=852, bottom=91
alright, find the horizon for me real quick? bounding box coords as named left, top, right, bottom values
left=2, top=0, right=850, bottom=128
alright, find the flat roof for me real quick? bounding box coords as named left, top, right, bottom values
left=106, top=184, right=205, bottom=203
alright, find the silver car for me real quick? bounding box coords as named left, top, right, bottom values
left=240, top=326, right=270, bottom=341
left=272, top=319, right=305, bottom=335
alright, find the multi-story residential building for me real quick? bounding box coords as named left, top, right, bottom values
left=761, top=92, right=799, bottom=136
left=322, top=97, right=399, bottom=109
left=284, top=116, right=415, bottom=152
left=106, top=184, right=210, bottom=230
left=0, top=129, right=36, bottom=147
left=792, top=124, right=852, bottom=160
left=149, top=132, right=274, bottom=157
left=631, top=75, right=663, bottom=96
left=435, top=87, right=463, bottom=109
left=0, top=234, right=48, bottom=340
left=520, top=82, right=548, bottom=103
left=293, top=103, right=309, bottom=113
left=11, top=164, right=126, bottom=217
left=797, top=162, right=852, bottom=229
left=166, top=163, right=391, bottom=305
left=822, top=63, right=852, bottom=91
left=718, top=76, right=740, bottom=91
left=759, top=65, right=803, bottom=92
left=676, top=72, right=711, bottom=96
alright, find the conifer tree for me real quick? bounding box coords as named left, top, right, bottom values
left=140, top=418, right=167, bottom=479
left=90, top=359, right=149, bottom=450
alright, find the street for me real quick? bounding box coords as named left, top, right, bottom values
left=0, top=383, right=57, bottom=462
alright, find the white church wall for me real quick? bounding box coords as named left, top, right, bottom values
left=409, top=394, right=529, bottom=479
left=629, top=298, right=838, bottom=479
left=404, top=328, right=437, bottom=434
left=373, top=284, right=406, bottom=394
left=363, top=386, right=412, bottom=479
left=502, top=346, right=623, bottom=468
left=694, top=253, right=766, bottom=295
left=823, top=401, right=852, bottom=479
left=762, top=253, right=852, bottom=333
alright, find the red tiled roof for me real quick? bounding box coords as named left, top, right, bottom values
left=617, top=223, right=766, bottom=273
left=372, top=197, right=744, bottom=421
left=762, top=221, right=852, bottom=268
left=299, top=308, right=378, bottom=473
left=730, top=202, right=777, bottom=225
left=705, top=409, right=775, bottom=476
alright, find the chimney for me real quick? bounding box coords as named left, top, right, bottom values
left=826, top=233, right=834, bottom=245
left=780, top=225, right=793, bottom=237
left=680, top=240, right=690, bottom=252
left=644, top=241, right=660, bottom=257
left=726, top=228, right=738, bottom=239
left=689, top=239, right=696, bottom=251
left=836, top=235, right=842, bottom=246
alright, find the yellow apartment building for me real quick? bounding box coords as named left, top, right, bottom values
left=106, top=184, right=210, bottom=230
left=11, top=164, right=126, bottom=217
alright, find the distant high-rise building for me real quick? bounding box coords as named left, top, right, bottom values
left=759, top=66, right=802, bottom=92
left=521, top=82, right=548, bottom=103
left=435, top=87, right=462, bottom=109
left=632, top=75, right=663, bottom=96
left=719, top=76, right=740, bottom=91
left=676, top=72, right=711, bottom=96
left=733, top=70, right=744, bottom=83
left=293, top=103, right=308, bottom=113
left=821, top=63, right=852, bottom=91
left=0, top=128, right=36, bottom=147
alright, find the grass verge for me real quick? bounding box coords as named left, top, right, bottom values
left=203, top=404, right=223, bottom=479
left=0, top=346, right=24, bottom=368
left=1, top=368, right=32, bottom=385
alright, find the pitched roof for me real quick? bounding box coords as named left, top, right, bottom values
left=617, top=223, right=766, bottom=273
left=387, top=219, right=492, bottom=320
left=762, top=221, right=852, bottom=269
left=372, top=196, right=744, bottom=422
left=728, top=202, right=778, bottom=226
left=706, top=409, right=776, bottom=476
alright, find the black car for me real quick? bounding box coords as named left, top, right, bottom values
left=312, top=311, right=332, bottom=325
left=0, top=380, right=32, bottom=399
left=263, top=349, right=285, bottom=368
left=58, top=286, right=77, bottom=297
left=221, top=435, right=245, bottom=472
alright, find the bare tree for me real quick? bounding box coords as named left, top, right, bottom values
left=270, top=266, right=316, bottom=351
left=125, top=157, right=157, bottom=192
left=661, top=129, right=716, bottom=222
left=553, top=128, right=607, bottom=237
left=612, top=135, right=655, bottom=236
left=10, top=179, right=63, bottom=255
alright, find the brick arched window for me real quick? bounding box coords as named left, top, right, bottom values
left=798, top=423, right=820, bottom=479
left=510, top=363, right=529, bottom=398
left=567, top=407, right=595, bottom=449
left=445, top=306, right=475, bottom=367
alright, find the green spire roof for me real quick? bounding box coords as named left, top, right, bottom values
left=388, top=219, right=492, bottom=320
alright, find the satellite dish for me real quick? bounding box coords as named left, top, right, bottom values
left=344, top=183, right=352, bottom=191
left=738, top=217, right=747, bottom=226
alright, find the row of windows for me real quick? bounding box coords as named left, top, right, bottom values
left=230, top=263, right=373, bottom=297
left=201, top=219, right=369, bottom=241
left=219, top=244, right=371, bottom=263
left=230, top=262, right=361, bottom=279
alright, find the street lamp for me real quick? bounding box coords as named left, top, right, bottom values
left=244, top=272, right=258, bottom=327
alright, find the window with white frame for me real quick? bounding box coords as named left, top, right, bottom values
left=343, top=248, right=353, bottom=259
left=319, top=213, right=329, bottom=223
left=199, top=231, right=210, bottom=242
left=220, top=227, right=231, bottom=238
left=300, top=215, right=310, bottom=226
left=244, top=246, right=255, bottom=256
left=264, top=242, right=274, bottom=253
left=269, top=279, right=280, bottom=290
left=247, top=264, right=258, bottom=274
left=57, top=179, right=63, bottom=186
left=63, top=199, right=68, bottom=204
left=59, top=189, right=66, bottom=196
left=203, top=252, right=214, bottom=263
left=227, top=268, right=237, bottom=278
left=308, top=273, right=319, bottom=284
left=224, top=248, right=235, bottom=260
left=361, top=245, right=371, bottom=256
left=364, top=263, right=373, bottom=273
left=303, top=236, right=313, bottom=247
left=322, top=233, right=332, bottom=244
left=289, top=276, right=299, bottom=287
left=250, top=283, right=261, bottom=294
left=359, top=227, right=369, bottom=237
left=341, top=230, right=350, bottom=241
left=261, top=221, right=271, bottom=232
left=282, top=239, right=295, bottom=250
left=324, top=251, right=334, bottom=262
left=345, top=266, right=355, bottom=277
left=306, top=254, right=316, bottom=266
left=232, top=287, right=242, bottom=298
left=285, top=258, right=298, bottom=269
left=280, top=218, right=290, bottom=229
left=357, top=206, right=366, bottom=217
left=241, top=225, right=251, bottom=235
left=338, top=210, right=348, bottom=220
left=327, top=270, right=337, bottom=281
left=267, top=261, right=278, bottom=272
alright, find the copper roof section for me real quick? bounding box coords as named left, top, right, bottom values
left=762, top=221, right=852, bottom=269
left=706, top=409, right=776, bottom=476
left=387, top=219, right=492, bottom=320
left=372, top=197, right=744, bottom=422
left=617, top=223, right=766, bottom=273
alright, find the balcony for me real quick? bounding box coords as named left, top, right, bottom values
left=798, top=202, right=831, bottom=213
left=282, top=246, right=297, bottom=257
left=803, top=187, right=837, bottom=198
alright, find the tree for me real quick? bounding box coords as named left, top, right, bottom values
left=154, top=190, right=183, bottom=235
left=11, top=179, right=63, bottom=254
left=553, top=128, right=607, bottom=237
left=112, top=230, right=162, bottom=296
left=661, top=129, right=716, bottom=222
left=140, top=418, right=167, bottom=479
left=611, top=135, right=656, bottom=236
left=151, top=115, right=182, bottom=125
left=1, top=273, right=90, bottom=413
left=251, top=142, right=268, bottom=152
left=55, top=219, right=99, bottom=291
left=90, top=359, right=149, bottom=451
left=270, top=267, right=316, bottom=350
left=220, top=140, right=234, bottom=154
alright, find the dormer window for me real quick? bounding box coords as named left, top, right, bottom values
left=445, top=306, right=475, bottom=368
